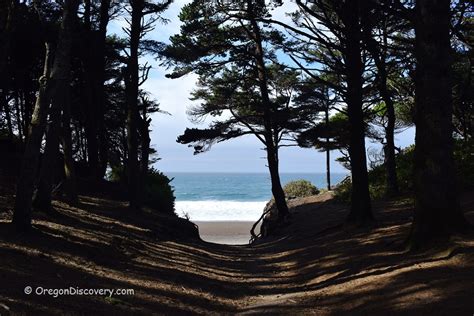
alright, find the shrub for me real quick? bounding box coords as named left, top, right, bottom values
left=283, top=180, right=319, bottom=199
left=454, top=139, right=474, bottom=189
left=334, top=176, right=352, bottom=203
left=106, top=166, right=175, bottom=213
left=143, top=168, right=176, bottom=214
left=335, top=141, right=474, bottom=203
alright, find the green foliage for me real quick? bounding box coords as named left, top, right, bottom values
left=107, top=166, right=125, bottom=183
left=335, top=146, right=415, bottom=202
left=334, top=177, right=352, bottom=203
left=143, top=168, right=175, bottom=214
left=107, top=167, right=176, bottom=214
left=366, top=145, right=414, bottom=200
left=165, top=1, right=309, bottom=155
left=336, top=141, right=474, bottom=203
left=283, top=180, right=319, bottom=199
left=454, top=140, right=474, bottom=189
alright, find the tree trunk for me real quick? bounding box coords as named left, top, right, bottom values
left=410, top=0, right=471, bottom=248
left=247, top=0, right=289, bottom=220
left=343, top=0, right=373, bottom=224
left=82, top=0, right=99, bottom=178
left=0, top=0, right=16, bottom=90
left=139, top=106, right=151, bottom=175
left=14, top=92, right=23, bottom=141
left=61, top=86, right=78, bottom=205
left=0, top=92, right=14, bottom=140
left=266, top=138, right=289, bottom=219
left=12, top=43, right=53, bottom=231
left=384, top=103, right=398, bottom=197
left=125, top=0, right=143, bottom=210
left=0, top=0, right=16, bottom=141
left=12, top=0, right=79, bottom=231
left=325, top=107, right=331, bottom=190
left=374, top=56, right=399, bottom=197
left=33, top=96, right=62, bottom=212
left=97, top=0, right=111, bottom=179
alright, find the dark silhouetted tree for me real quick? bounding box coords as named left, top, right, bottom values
left=410, top=0, right=472, bottom=247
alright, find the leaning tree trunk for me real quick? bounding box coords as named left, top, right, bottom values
left=12, top=0, right=79, bottom=231
left=343, top=0, right=373, bottom=224
left=266, top=138, right=289, bottom=219
left=33, top=96, right=62, bottom=212
left=410, top=0, right=471, bottom=248
left=12, top=43, right=53, bottom=231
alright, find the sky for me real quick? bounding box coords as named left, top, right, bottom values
left=108, top=0, right=415, bottom=174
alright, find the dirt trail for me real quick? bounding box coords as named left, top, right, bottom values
left=0, top=191, right=473, bottom=315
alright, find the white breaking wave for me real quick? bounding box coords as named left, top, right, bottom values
left=175, top=200, right=267, bottom=221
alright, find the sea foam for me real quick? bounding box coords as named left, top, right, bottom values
left=175, top=200, right=267, bottom=221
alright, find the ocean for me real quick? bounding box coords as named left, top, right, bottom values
left=167, top=172, right=347, bottom=222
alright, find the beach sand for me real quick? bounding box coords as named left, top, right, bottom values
left=194, top=221, right=260, bottom=245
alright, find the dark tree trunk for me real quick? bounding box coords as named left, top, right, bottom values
left=410, top=0, right=471, bottom=247
left=384, top=102, right=398, bottom=197
left=360, top=10, right=399, bottom=197
left=61, top=86, right=78, bottom=205
left=14, top=93, right=23, bottom=141
left=124, top=0, right=143, bottom=210
left=33, top=97, right=62, bottom=212
left=20, top=92, right=30, bottom=142
left=374, top=57, right=399, bottom=197
left=12, top=0, right=79, bottom=231
left=97, top=0, right=111, bottom=179
left=266, top=137, right=289, bottom=219
left=0, top=0, right=16, bottom=89
left=0, top=0, right=16, bottom=141
left=81, top=0, right=110, bottom=180
left=139, top=102, right=151, bottom=175
left=82, top=0, right=99, bottom=178
left=247, top=0, right=289, bottom=219
left=342, top=0, right=373, bottom=224
left=84, top=99, right=99, bottom=176
left=0, top=92, right=14, bottom=140
left=140, top=127, right=150, bottom=175
left=12, top=43, right=54, bottom=231
left=325, top=107, right=331, bottom=191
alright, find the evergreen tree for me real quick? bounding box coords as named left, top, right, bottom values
left=164, top=0, right=308, bottom=220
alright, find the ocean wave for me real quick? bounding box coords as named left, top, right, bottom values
left=175, top=200, right=267, bottom=221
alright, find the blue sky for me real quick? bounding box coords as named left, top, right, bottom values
left=108, top=0, right=415, bottom=173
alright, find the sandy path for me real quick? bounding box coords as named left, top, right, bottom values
left=1, top=192, right=473, bottom=315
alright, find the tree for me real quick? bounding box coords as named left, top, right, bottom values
left=294, top=78, right=337, bottom=190
left=81, top=0, right=113, bottom=180
left=360, top=0, right=407, bottom=197
left=451, top=1, right=473, bottom=142
left=12, top=0, right=80, bottom=231
left=410, top=0, right=471, bottom=247
left=279, top=0, right=373, bottom=223
left=164, top=0, right=309, bottom=220
left=123, top=0, right=172, bottom=210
